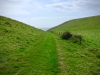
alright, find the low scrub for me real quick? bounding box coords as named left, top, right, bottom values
left=61, top=31, right=72, bottom=40
left=61, top=31, right=82, bottom=44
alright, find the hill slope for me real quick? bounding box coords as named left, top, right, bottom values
left=0, top=16, right=45, bottom=50
left=49, top=15, right=100, bottom=49
left=0, top=16, right=45, bottom=74
left=0, top=15, right=100, bottom=75
left=49, top=15, right=100, bottom=32
left=48, top=15, right=100, bottom=75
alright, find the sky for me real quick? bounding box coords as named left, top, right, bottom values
left=0, top=0, right=100, bottom=29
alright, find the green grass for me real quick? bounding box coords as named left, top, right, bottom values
left=0, top=15, right=100, bottom=75
left=0, top=16, right=46, bottom=75
left=53, top=34, right=100, bottom=75
left=49, top=15, right=100, bottom=75
left=49, top=15, right=100, bottom=32
left=18, top=32, right=60, bottom=75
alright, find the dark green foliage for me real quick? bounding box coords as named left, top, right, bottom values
left=61, top=31, right=72, bottom=40
left=96, top=54, right=100, bottom=59
left=61, top=31, right=82, bottom=44
left=71, top=35, right=82, bottom=44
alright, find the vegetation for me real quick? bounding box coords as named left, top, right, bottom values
left=0, top=16, right=46, bottom=75
left=49, top=15, right=100, bottom=75
left=0, top=15, right=100, bottom=75
left=49, top=15, right=100, bottom=32
left=61, top=31, right=82, bottom=44
left=61, top=31, right=72, bottom=40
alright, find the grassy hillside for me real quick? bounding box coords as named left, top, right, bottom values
left=49, top=15, right=100, bottom=49
left=1, top=15, right=100, bottom=75
left=0, top=16, right=46, bottom=75
left=49, top=15, right=100, bottom=32
left=0, top=16, right=45, bottom=50
left=48, top=15, right=100, bottom=75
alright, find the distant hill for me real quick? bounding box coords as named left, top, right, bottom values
left=49, top=15, right=100, bottom=33
left=41, top=28, right=50, bottom=31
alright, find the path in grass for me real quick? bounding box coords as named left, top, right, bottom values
left=17, top=32, right=60, bottom=75
left=52, top=34, right=67, bottom=75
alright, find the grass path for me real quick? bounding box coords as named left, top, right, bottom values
left=17, top=32, right=60, bottom=75
left=52, top=34, right=67, bottom=75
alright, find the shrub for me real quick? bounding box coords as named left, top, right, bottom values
left=97, top=54, right=100, bottom=59
left=61, top=31, right=72, bottom=40
left=71, top=35, right=82, bottom=44
left=61, top=31, right=82, bottom=44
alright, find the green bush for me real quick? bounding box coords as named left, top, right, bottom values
left=61, top=31, right=72, bottom=40
left=61, top=31, right=82, bottom=44
left=71, top=35, right=82, bottom=44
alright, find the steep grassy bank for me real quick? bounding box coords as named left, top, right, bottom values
left=0, top=16, right=45, bottom=75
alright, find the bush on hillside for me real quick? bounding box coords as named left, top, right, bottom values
left=61, top=31, right=82, bottom=44
left=61, top=31, right=72, bottom=40
left=71, top=35, right=82, bottom=44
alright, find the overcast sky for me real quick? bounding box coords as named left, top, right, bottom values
left=0, top=0, right=100, bottom=29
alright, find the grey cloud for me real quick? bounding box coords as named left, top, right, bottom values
left=77, top=0, right=100, bottom=10
left=46, top=0, right=100, bottom=13
left=46, top=2, right=75, bottom=12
